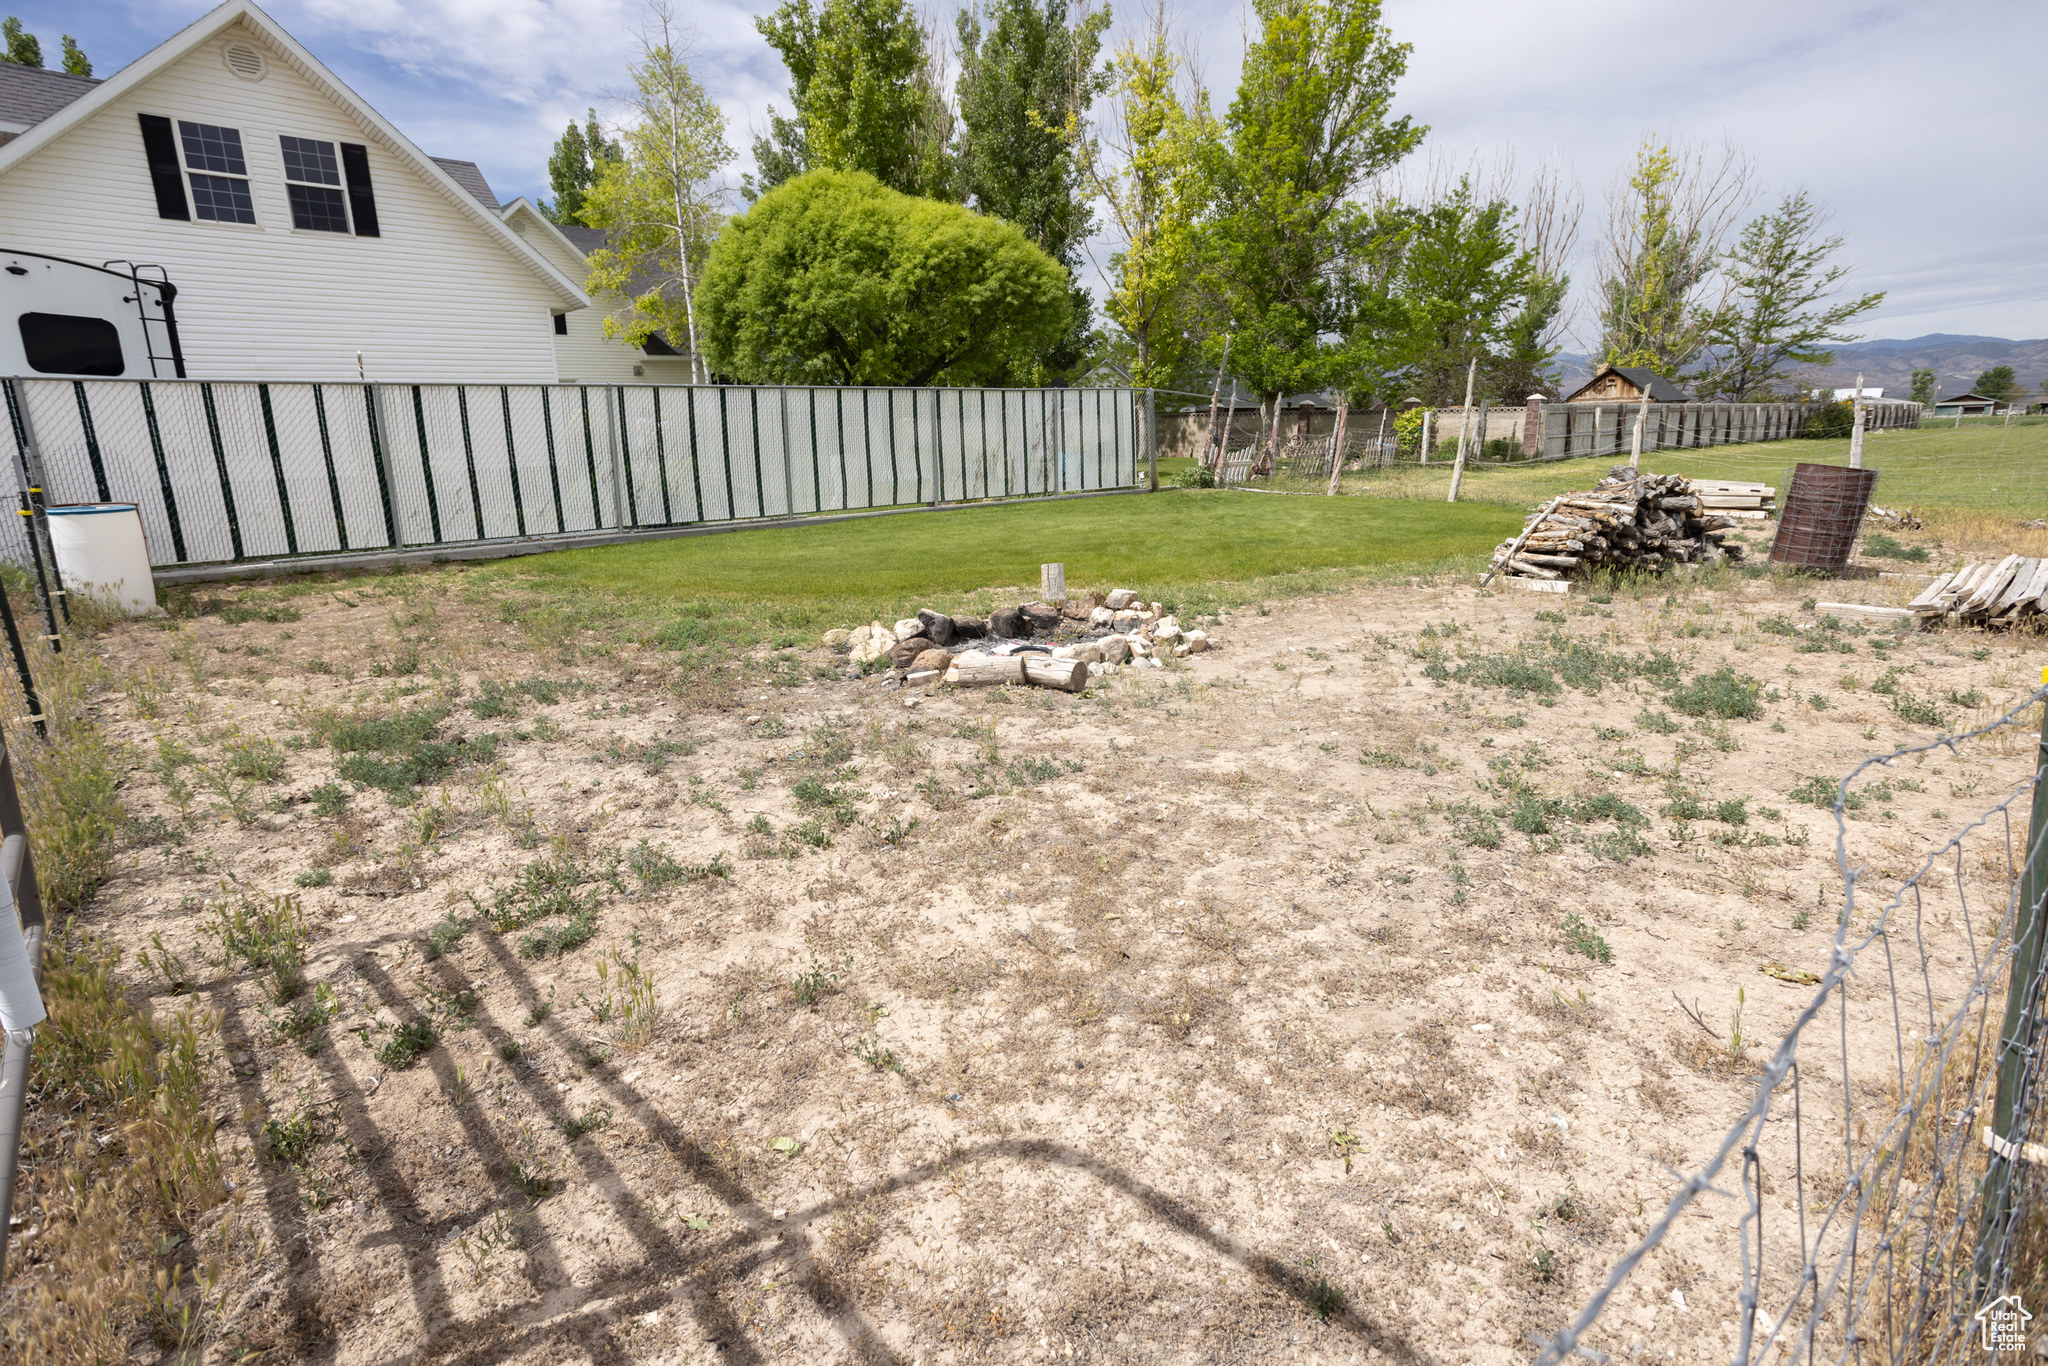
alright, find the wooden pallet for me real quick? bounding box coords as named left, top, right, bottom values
left=1691, top=480, right=1776, bottom=511
left=1910, top=557, right=2048, bottom=625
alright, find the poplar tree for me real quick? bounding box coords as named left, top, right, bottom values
left=1210, top=0, right=1424, bottom=460
left=1081, top=4, right=1214, bottom=388
left=752, top=0, right=954, bottom=201
left=542, top=110, right=622, bottom=225
left=955, top=0, right=1110, bottom=376
left=0, top=17, right=41, bottom=67
left=1595, top=140, right=1751, bottom=378
left=581, top=4, right=733, bottom=381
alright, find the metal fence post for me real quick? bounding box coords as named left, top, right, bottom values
left=69, top=381, right=110, bottom=502
left=363, top=382, right=400, bottom=548
left=605, top=384, right=625, bottom=529
left=684, top=388, right=707, bottom=522
left=455, top=387, right=485, bottom=539
left=779, top=386, right=795, bottom=517
left=613, top=386, right=637, bottom=527
left=1146, top=389, right=1158, bottom=491
left=0, top=590, right=42, bottom=738
left=0, top=728, right=47, bottom=1284
left=257, top=384, right=299, bottom=555
left=3, top=380, right=66, bottom=636
left=1979, top=672, right=2048, bottom=1288
left=930, top=388, right=943, bottom=508
left=652, top=388, right=673, bottom=525
left=578, top=387, right=602, bottom=529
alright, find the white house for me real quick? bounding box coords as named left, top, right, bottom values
left=495, top=197, right=696, bottom=385
left=0, top=0, right=678, bottom=384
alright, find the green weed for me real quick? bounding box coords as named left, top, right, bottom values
left=376, top=1019, right=439, bottom=1070
left=1561, top=913, right=1613, bottom=964
left=793, top=953, right=851, bottom=1007
left=563, top=1104, right=613, bottom=1139
left=1667, top=666, right=1763, bottom=720
left=207, top=893, right=308, bottom=1004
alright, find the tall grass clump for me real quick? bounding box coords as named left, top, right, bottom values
left=0, top=594, right=231, bottom=1362
left=8, top=604, right=122, bottom=913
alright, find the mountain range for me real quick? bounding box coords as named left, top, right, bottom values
left=1555, top=335, right=2048, bottom=399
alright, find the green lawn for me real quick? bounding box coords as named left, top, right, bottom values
left=470, top=488, right=1522, bottom=647
left=1348, top=421, right=2048, bottom=516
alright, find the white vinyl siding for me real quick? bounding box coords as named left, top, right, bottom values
left=503, top=202, right=698, bottom=384
left=0, top=22, right=566, bottom=382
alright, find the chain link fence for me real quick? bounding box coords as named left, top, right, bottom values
left=1534, top=695, right=2048, bottom=1364
left=2, top=378, right=1146, bottom=571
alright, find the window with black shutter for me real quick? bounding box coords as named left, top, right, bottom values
left=280, top=135, right=351, bottom=232
left=177, top=120, right=257, bottom=224
left=137, top=114, right=190, bottom=219
left=339, top=143, right=380, bottom=237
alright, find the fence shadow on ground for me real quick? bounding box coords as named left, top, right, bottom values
left=212, top=923, right=1433, bottom=1364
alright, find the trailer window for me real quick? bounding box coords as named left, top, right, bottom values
left=18, top=313, right=125, bottom=376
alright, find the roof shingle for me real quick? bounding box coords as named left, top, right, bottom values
left=0, top=62, right=100, bottom=131
left=430, top=157, right=499, bottom=211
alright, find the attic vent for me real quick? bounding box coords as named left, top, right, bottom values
left=222, top=42, right=268, bottom=81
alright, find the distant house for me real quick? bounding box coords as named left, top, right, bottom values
left=1833, top=386, right=1883, bottom=400
left=1932, top=392, right=1998, bottom=416
left=1562, top=364, right=1691, bottom=404
left=495, top=197, right=696, bottom=384
left=0, top=0, right=684, bottom=383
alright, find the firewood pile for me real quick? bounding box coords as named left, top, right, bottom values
left=1908, top=555, right=2048, bottom=626
left=1487, top=467, right=1749, bottom=585
left=823, top=589, right=1211, bottom=693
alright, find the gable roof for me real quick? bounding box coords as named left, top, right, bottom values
left=0, top=62, right=99, bottom=135
left=0, top=0, right=587, bottom=309
left=432, top=157, right=500, bottom=212
left=499, top=197, right=694, bottom=355
left=499, top=196, right=597, bottom=265
left=1935, top=392, right=1995, bottom=404
left=1564, top=363, right=1692, bottom=403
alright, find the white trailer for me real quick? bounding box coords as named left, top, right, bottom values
left=0, top=249, right=183, bottom=379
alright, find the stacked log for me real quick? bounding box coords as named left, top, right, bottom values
left=1487, top=467, right=1748, bottom=584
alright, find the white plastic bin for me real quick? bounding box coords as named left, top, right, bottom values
left=46, top=503, right=157, bottom=616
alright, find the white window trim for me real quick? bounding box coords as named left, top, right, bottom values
left=177, top=117, right=260, bottom=228
left=278, top=133, right=353, bottom=236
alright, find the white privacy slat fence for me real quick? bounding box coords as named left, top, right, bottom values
left=1, top=378, right=1144, bottom=571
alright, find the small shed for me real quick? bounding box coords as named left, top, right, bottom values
left=1932, top=393, right=1997, bottom=416
left=1562, top=364, right=1691, bottom=404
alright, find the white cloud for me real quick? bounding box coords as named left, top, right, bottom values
left=65, top=0, right=2048, bottom=338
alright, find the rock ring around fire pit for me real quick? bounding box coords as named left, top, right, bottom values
left=820, top=590, right=1212, bottom=693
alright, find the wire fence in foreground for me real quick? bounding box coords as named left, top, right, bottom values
left=1534, top=694, right=2048, bottom=1363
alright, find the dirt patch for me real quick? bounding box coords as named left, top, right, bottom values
left=38, top=552, right=2043, bottom=1364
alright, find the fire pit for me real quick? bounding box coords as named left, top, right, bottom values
left=824, top=588, right=1211, bottom=692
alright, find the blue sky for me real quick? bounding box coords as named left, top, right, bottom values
left=31, top=0, right=2048, bottom=345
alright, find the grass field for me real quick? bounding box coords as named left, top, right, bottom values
left=1181, top=421, right=2048, bottom=560
left=456, top=489, right=1523, bottom=647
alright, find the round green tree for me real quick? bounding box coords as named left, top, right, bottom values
left=698, top=169, right=1071, bottom=387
